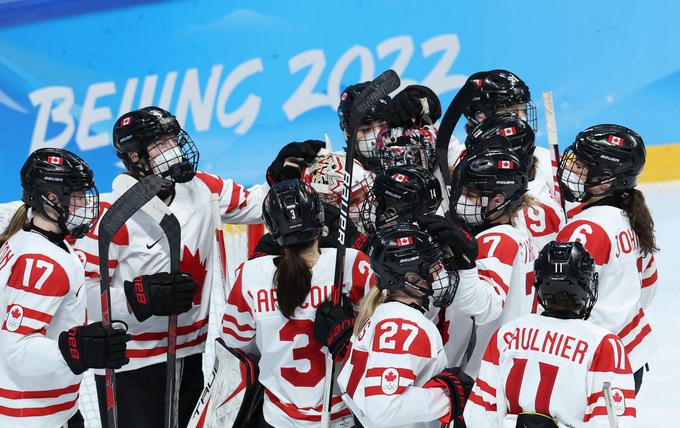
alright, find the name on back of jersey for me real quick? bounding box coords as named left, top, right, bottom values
left=502, top=326, right=589, bottom=364
left=254, top=284, right=333, bottom=313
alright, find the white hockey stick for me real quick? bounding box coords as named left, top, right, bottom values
left=542, top=91, right=565, bottom=212
left=602, top=381, right=619, bottom=428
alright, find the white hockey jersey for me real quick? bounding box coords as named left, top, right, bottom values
left=464, top=314, right=637, bottom=427
left=0, top=230, right=87, bottom=428
left=221, top=248, right=375, bottom=428
left=557, top=205, right=656, bottom=372
left=74, top=171, right=266, bottom=372
left=337, top=301, right=450, bottom=428
left=515, top=176, right=566, bottom=253
left=444, top=224, right=538, bottom=377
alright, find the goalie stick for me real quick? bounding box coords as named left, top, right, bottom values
left=320, top=69, right=401, bottom=428
left=98, top=174, right=161, bottom=428
left=111, top=174, right=182, bottom=428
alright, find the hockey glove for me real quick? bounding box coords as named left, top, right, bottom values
left=58, top=321, right=130, bottom=375
left=516, top=412, right=560, bottom=428
left=124, top=272, right=198, bottom=322
left=320, top=202, right=369, bottom=251
left=314, top=295, right=355, bottom=360
left=382, top=85, right=442, bottom=127
left=417, top=214, right=478, bottom=269
left=266, top=140, right=326, bottom=185
left=423, top=367, right=474, bottom=426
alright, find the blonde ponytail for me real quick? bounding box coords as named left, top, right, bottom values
left=354, top=287, right=387, bottom=336
left=0, top=204, right=29, bottom=247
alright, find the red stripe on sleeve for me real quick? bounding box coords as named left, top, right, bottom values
left=478, top=269, right=510, bottom=295
left=226, top=183, right=243, bottom=213
left=468, top=391, right=497, bottom=411
left=641, top=271, right=658, bottom=288
left=482, top=330, right=501, bottom=365
left=475, top=378, right=496, bottom=397
left=0, top=397, right=78, bottom=417
left=0, top=383, right=79, bottom=399
left=222, top=314, right=256, bottom=332
left=624, top=325, right=652, bottom=355
left=195, top=171, right=225, bottom=195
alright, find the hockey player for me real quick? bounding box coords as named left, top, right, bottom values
left=220, top=180, right=374, bottom=427
left=0, top=149, right=129, bottom=428
left=464, top=113, right=565, bottom=251
left=337, top=224, right=472, bottom=428
left=421, top=147, right=538, bottom=377
left=556, top=124, right=657, bottom=392
left=74, top=106, right=267, bottom=427
left=464, top=241, right=637, bottom=427
left=359, top=164, right=442, bottom=236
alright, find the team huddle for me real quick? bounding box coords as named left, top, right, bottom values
left=0, top=69, right=657, bottom=428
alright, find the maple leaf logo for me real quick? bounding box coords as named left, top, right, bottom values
left=613, top=391, right=623, bottom=403
left=384, top=371, right=397, bottom=383
left=179, top=246, right=207, bottom=305
left=381, top=368, right=400, bottom=395
left=11, top=308, right=20, bottom=318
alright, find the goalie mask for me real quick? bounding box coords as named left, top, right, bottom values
left=367, top=224, right=458, bottom=309
left=20, top=148, right=99, bottom=239
left=113, top=106, right=199, bottom=184
left=464, top=69, right=537, bottom=133
left=376, top=125, right=438, bottom=172
left=558, top=124, right=645, bottom=202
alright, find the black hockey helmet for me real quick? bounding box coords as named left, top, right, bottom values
left=376, top=125, right=438, bottom=172
left=451, top=147, right=529, bottom=227
left=361, top=165, right=442, bottom=235
left=20, top=148, right=99, bottom=239
left=113, top=106, right=199, bottom=183
left=558, top=124, right=646, bottom=202
left=465, top=113, right=536, bottom=164
left=338, top=82, right=391, bottom=172
left=262, top=179, right=325, bottom=247
left=367, top=224, right=458, bottom=308
left=464, top=69, right=536, bottom=132
left=534, top=241, right=599, bottom=319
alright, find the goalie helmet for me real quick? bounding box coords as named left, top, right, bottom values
left=465, top=113, right=535, bottom=164
left=113, top=106, right=199, bottom=183
left=464, top=69, right=537, bottom=132
left=534, top=241, right=599, bottom=319
left=300, top=152, right=373, bottom=228
left=20, top=148, right=99, bottom=239
left=262, top=179, right=325, bottom=247
left=558, top=124, right=645, bottom=202
left=451, top=147, right=528, bottom=228
left=338, top=83, right=391, bottom=172
left=376, top=125, right=438, bottom=172
left=367, top=224, right=458, bottom=309
left=360, top=164, right=442, bottom=235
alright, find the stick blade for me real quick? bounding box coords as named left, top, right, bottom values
left=353, top=69, right=400, bottom=116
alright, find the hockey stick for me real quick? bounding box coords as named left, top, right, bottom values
left=542, top=91, right=565, bottom=212
left=111, top=174, right=182, bottom=428
left=98, top=174, right=162, bottom=428
left=320, top=69, right=401, bottom=428
left=602, top=382, right=619, bottom=428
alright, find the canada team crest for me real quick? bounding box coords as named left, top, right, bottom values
left=381, top=368, right=400, bottom=395
left=5, top=305, right=23, bottom=332
left=610, top=387, right=626, bottom=415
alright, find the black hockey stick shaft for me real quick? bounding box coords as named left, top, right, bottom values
left=98, top=175, right=161, bottom=428
left=322, top=70, right=400, bottom=428
left=435, top=74, right=487, bottom=188
left=160, top=213, right=182, bottom=428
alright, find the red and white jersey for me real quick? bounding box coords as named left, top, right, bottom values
left=444, top=224, right=538, bottom=377
left=0, top=230, right=87, bottom=427
left=74, top=172, right=266, bottom=372
left=221, top=248, right=374, bottom=428
left=557, top=205, right=656, bottom=371
left=638, top=252, right=658, bottom=310
left=337, top=301, right=449, bottom=428
left=465, top=314, right=637, bottom=427
left=515, top=177, right=566, bottom=253
left=532, top=146, right=555, bottom=192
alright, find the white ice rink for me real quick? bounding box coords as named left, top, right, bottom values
left=633, top=180, right=680, bottom=424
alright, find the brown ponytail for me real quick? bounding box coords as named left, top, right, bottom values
left=0, top=204, right=29, bottom=247
left=528, top=155, right=538, bottom=182
left=274, top=245, right=314, bottom=318
left=621, top=189, right=658, bottom=255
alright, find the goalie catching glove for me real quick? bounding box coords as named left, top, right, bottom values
left=314, top=295, right=355, bottom=360
left=124, top=272, right=198, bottom=321
left=424, top=367, right=474, bottom=426
left=58, top=321, right=130, bottom=375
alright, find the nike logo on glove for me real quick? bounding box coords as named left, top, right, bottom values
left=146, top=237, right=163, bottom=249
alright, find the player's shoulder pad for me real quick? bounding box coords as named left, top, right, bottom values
left=370, top=308, right=435, bottom=358
left=476, top=227, right=520, bottom=265
left=590, top=332, right=631, bottom=374
left=7, top=249, right=71, bottom=297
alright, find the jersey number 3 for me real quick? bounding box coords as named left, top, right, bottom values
left=279, top=319, right=325, bottom=387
